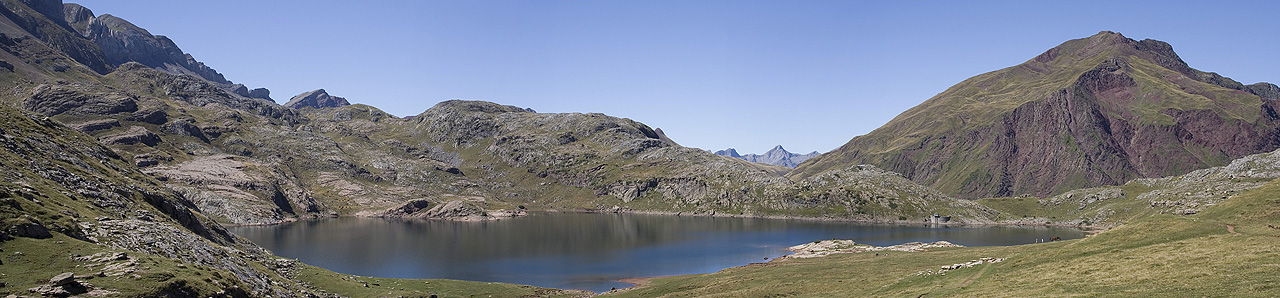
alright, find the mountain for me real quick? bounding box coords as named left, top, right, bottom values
left=713, top=148, right=741, bottom=157
left=284, top=88, right=350, bottom=109
left=0, top=0, right=993, bottom=229
left=615, top=146, right=1280, bottom=297
left=793, top=31, right=1280, bottom=199
left=715, top=145, right=821, bottom=168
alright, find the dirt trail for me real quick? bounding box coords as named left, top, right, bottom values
left=959, top=263, right=994, bottom=287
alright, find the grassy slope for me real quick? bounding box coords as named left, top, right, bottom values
left=606, top=179, right=1280, bottom=297
left=293, top=265, right=589, bottom=298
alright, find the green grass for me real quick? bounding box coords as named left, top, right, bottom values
left=604, top=179, right=1280, bottom=297
left=0, top=234, right=251, bottom=297
left=292, top=265, right=588, bottom=298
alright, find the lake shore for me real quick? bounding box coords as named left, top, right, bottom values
left=541, top=207, right=1106, bottom=233
left=221, top=207, right=1106, bottom=234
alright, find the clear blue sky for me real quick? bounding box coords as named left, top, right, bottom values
left=71, top=0, right=1280, bottom=154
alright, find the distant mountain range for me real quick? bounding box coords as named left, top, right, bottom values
left=714, top=145, right=820, bottom=168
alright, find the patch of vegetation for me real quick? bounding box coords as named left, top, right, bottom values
left=292, top=265, right=588, bottom=298
left=605, top=179, right=1280, bottom=297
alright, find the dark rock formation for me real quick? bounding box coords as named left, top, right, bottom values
left=0, top=0, right=114, bottom=73
left=248, top=87, right=271, bottom=101
left=284, top=89, right=350, bottom=109
left=80, top=13, right=229, bottom=83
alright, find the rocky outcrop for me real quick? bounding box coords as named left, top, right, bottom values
left=284, top=89, right=350, bottom=109
left=249, top=87, right=271, bottom=101
left=23, top=84, right=137, bottom=116
left=796, top=31, right=1280, bottom=199
left=0, top=0, right=114, bottom=74
left=98, top=126, right=159, bottom=146
left=786, top=240, right=963, bottom=259
left=0, top=104, right=321, bottom=296
left=365, top=199, right=526, bottom=221
left=1, top=1, right=230, bottom=82
left=227, top=84, right=273, bottom=101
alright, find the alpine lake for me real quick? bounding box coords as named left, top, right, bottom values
left=227, top=213, right=1084, bottom=293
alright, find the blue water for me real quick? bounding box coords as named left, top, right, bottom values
left=228, top=213, right=1083, bottom=292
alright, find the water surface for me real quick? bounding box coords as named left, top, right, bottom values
left=228, top=213, right=1083, bottom=292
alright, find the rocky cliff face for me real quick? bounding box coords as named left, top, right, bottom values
left=794, top=31, right=1280, bottom=199
left=717, top=145, right=820, bottom=168
left=66, top=3, right=230, bottom=84
left=284, top=88, right=350, bottom=109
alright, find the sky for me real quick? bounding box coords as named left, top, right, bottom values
left=71, top=0, right=1280, bottom=154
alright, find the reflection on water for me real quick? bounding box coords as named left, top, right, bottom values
left=228, top=213, right=1083, bottom=292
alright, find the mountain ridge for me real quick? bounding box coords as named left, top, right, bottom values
left=715, top=145, right=820, bottom=168
left=793, top=31, right=1280, bottom=199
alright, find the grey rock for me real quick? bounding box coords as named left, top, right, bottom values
left=84, top=14, right=230, bottom=83
left=161, top=118, right=208, bottom=142
left=424, top=200, right=485, bottom=218
left=248, top=88, right=271, bottom=101
left=130, top=107, right=167, bottom=124
left=50, top=272, right=75, bottom=286
left=284, top=89, right=350, bottom=109
left=23, top=84, right=138, bottom=116
left=71, top=119, right=120, bottom=132
left=229, top=84, right=251, bottom=97
left=99, top=126, right=160, bottom=146
left=62, top=3, right=93, bottom=29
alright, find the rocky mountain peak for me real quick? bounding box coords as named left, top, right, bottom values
left=284, top=89, right=350, bottom=109
left=713, top=148, right=741, bottom=158
left=716, top=145, right=819, bottom=168
left=62, top=3, right=92, bottom=25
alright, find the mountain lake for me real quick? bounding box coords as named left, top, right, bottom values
left=227, top=213, right=1084, bottom=292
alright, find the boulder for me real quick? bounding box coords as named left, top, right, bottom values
left=12, top=222, right=52, bottom=238
left=50, top=272, right=75, bottom=286
left=130, top=107, right=167, bottom=124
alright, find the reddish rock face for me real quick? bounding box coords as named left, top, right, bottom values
left=794, top=32, right=1280, bottom=199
